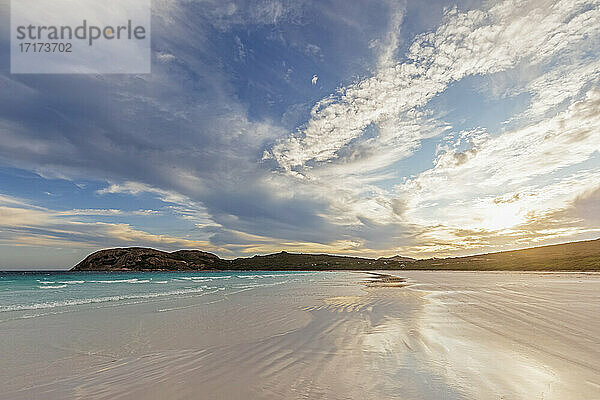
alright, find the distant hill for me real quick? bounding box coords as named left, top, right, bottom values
left=378, top=255, right=416, bottom=262
left=409, top=238, right=600, bottom=271
left=71, top=239, right=600, bottom=271
left=229, top=251, right=386, bottom=270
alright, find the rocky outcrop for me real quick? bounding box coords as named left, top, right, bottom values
left=72, top=247, right=226, bottom=271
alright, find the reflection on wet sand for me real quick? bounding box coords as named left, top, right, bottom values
left=2, top=272, right=599, bottom=399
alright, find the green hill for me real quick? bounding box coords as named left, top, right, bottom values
left=72, top=238, right=600, bottom=271
left=409, top=238, right=600, bottom=271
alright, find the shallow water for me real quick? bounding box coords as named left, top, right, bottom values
left=0, top=271, right=319, bottom=316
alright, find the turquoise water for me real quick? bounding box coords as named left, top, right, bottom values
left=0, top=270, right=319, bottom=317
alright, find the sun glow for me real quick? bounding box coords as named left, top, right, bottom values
left=481, top=202, right=525, bottom=231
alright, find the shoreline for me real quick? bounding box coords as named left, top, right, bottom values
left=4, top=268, right=600, bottom=273
left=1, top=270, right=599, bottom=399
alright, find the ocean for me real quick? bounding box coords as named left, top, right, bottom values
left=0, top=270, right=328, bottom=319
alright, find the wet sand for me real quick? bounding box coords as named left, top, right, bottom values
left=1, top=271, right=599, bottom=399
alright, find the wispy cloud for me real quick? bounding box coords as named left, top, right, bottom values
left=0, top=195, right=217, bottom=251
left=268, top=0, right=599, bottom=172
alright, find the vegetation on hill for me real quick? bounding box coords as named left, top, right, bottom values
left=409, top=239, right=600, bottom=271
left=73, top=247, right=222, bottom=271
left=72, top=239, right=600, bottom=271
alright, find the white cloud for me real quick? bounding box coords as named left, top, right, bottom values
left=374, top=1, right=406, bottom=69
left=268, top=0, right=600, bottom=172
left=97, top=181, right=216, bottom=226
left=156, top=52, right=176, bottom=63
left=395, top=88, right=600, bottom=247
left=513, top=57, right=600, bottom=122
left=0, top=195, right=219, bottom=251
left=401, top=89, right=600, bottom=199
left=259, top=0, right=600, bottom=256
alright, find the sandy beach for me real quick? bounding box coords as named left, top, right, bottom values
left=1, top=271, right=599, bottom=399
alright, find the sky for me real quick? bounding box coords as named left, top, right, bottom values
left=0, top=0, right=599, bottom=269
